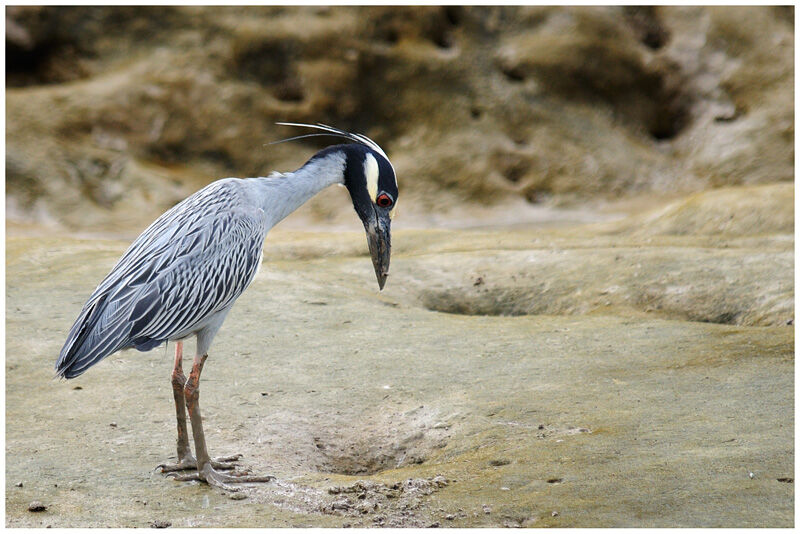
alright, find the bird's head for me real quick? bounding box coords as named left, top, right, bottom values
left=339, top=143, right=397, bottom=290
left=275, top=123, right=398, bottom=290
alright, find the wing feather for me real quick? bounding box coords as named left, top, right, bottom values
left=56, top=179, right=266, bottom=378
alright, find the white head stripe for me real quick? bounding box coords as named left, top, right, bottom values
left=364, top=152, right=379, bottom=201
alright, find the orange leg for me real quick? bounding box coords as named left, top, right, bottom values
left=171, top=341, right=192, bottom=462
left=157, top=342, right=240, bottom=473
left=170, top=352, right=274, bottom=490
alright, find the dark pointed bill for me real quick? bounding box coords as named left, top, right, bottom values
left=365, top=211, right=391, bottom=290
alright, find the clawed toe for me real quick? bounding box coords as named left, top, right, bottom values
left=200, top=464, right=275, bottom=491
left=210, top=454, right=242, bottom=471
left=213, top=454, right=242, bottom=463
left=164, top=457, right=274, bottom=490
left=166, top=471, right=202, bottom=482
left=157, top=459, right=197, bottom=473
left=158, top=453, right=243, bottom=473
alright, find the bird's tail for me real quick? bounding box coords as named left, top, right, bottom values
left=55, top=294, right=129, bottom=379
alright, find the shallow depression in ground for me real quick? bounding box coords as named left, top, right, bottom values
left=6, top=185, right=794, bottom=526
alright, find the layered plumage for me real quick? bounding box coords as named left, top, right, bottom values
left=54, top=123, right=398, bottom=490
left=56, top=179, right=266, bottom=378
left=56, top=124, right=397, bottom=381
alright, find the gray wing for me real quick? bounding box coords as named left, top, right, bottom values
left=56, top=180, right=266, bottom=378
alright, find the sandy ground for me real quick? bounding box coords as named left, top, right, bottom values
left=5, top=188, right=794, bottom=527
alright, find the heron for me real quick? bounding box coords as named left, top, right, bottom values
left=55, top=123, right=398, bottom=490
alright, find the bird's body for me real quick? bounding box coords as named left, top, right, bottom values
left=56, top=151, right=347, bottom=378
left=55, top=124, right=397, bottom=490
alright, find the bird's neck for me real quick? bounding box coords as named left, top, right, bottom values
left=255, top=151, right=346, bottom=229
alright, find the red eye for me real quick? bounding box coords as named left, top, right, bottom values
left=376, top=193, right=393, bottom=208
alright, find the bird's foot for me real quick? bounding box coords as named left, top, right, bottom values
left=168, top=463, right=275, bottom=491
left=157, top=454, right=242, bottom=473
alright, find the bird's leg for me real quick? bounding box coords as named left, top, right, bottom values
left=170, top=353, right=274, bottom=491
left=171, top=341, right=193, bottom=462
left=157, top=342, right=240, bottom=473
left=186, top=353, right=211, bottom=466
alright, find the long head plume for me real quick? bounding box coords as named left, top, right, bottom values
left=270, top=122, right=396, bottom=291
left=270, top=122, right=391, bottom=162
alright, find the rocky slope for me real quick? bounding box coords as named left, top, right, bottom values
left=6, top=6, right=794, bottom=230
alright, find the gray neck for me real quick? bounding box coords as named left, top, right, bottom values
left=254, top=151, right=346, bottom=229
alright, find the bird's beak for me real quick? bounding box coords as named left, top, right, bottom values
left=364, top=210, right=392, bottom=290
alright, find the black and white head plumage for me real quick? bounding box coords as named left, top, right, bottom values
left=273, top=122, right=397, bottom=289
left=273, top=122, right=398, bottom=219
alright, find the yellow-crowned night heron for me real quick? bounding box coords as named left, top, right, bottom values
left=55, top=123, right=398, bottom=490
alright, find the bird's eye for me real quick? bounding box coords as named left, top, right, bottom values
left=376, top=193, right=393, bottom=208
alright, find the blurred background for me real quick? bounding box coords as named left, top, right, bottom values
left=6, top=5, right=793, bottom=235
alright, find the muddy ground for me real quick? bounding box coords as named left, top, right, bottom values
left=5, top=183, right=794, bottom=527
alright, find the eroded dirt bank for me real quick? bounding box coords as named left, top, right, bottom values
left=7, top=7, right=793, bottom=231
left=5, top=184, right=793, bottom=527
